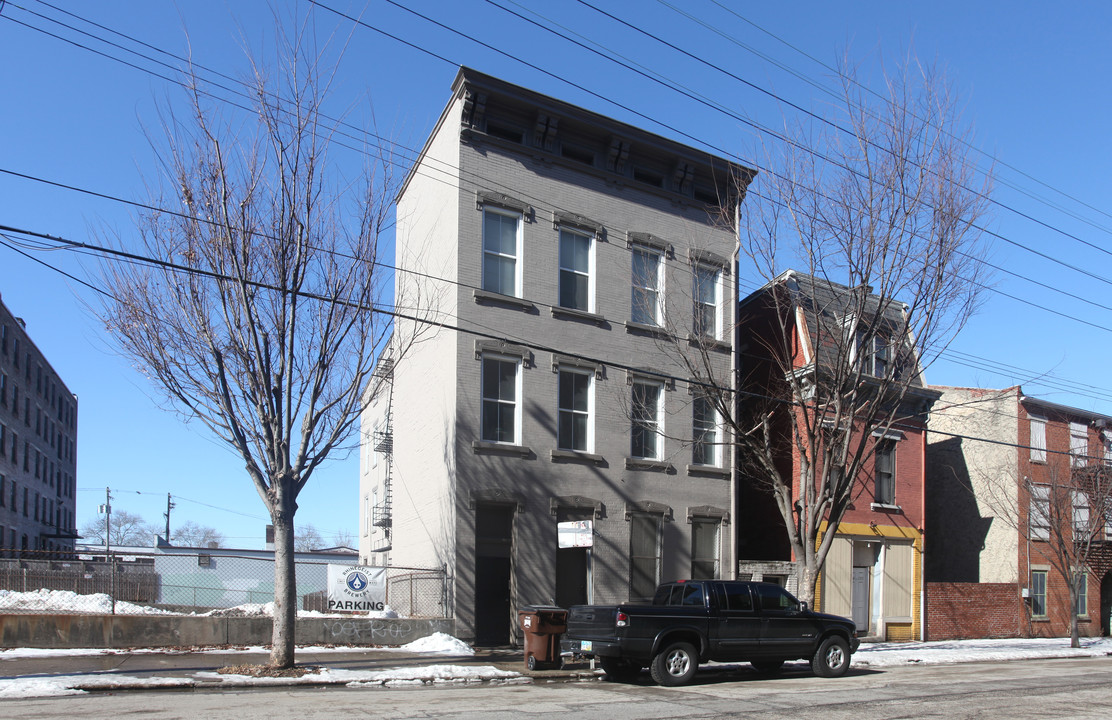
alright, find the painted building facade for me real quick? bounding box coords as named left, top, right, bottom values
left=735, top=272, right=937, bottom=641
left=359, top=68, right=751, bottom=643
left=927, top=385, right=1111, bottom=638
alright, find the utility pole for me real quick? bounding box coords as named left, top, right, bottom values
left=99, top=487, right=112, bottom=554
left=164, top=493, right=175, bottom=543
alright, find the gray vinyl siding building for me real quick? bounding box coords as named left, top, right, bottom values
left=360, top=68, right=752, bottom=644
left=0, top=293, right=79, bottom=556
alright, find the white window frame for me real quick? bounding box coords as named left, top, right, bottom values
left=558, top=228, right=594, bottom=313
left=691, top=517, right=721, bottom=580
left=875, top=438, right=897, bottom=505
left=1070, top=421, right=1088, bottom=467
left=631, top=378, right=664, bottom=460
left=1074, top=571, right=1088, bottom=617
left=557, top=367, right=594, bottom=453
left=482, top=207, right=523, bottom=297
left=631, top=245, right=663, bottom=326
left=692, top=264, right=720, bottom=339
left=1029, top=412, right=1047, bottom=463
left=691, top=391, right=720, bottom=467
left=1030, top=484, right=1051, bottom=541
left=1073, top=490, right=1090, bottom=538
left=1030, top=568, right=1048, bottom=617
left=480, top=354, right=522, bottom=445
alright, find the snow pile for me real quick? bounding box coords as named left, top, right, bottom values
left=201, top=602, right=400, bottom=619
left=0, top=674, right=192, bottom=699
left=400, top=632, right=474, bottom=656
left=198, top=664, right=519, bottom=688
left=0, top=589, right=176, bottom=615
left=853, top=636, right=1112, bottom=667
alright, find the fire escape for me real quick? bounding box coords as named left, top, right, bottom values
left=371, top=359, right=394, bottom=553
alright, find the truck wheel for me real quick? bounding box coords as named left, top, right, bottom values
left=600, top=657, right=640, bottom=682
left=650, top=641, right=698, bottom=686
left=751, top=659, right=784, bottom=674
left=812, top=636, right=850, bottom=678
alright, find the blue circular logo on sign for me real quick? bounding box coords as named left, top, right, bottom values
left=346, top=571, right=368, bottom=592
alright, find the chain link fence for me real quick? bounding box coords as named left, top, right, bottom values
left=0, top=548, right=449, bottom=619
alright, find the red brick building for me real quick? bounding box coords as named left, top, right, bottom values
left=735, top=271, right=939, bottom=641
left=927, top=386, right=1112, bottom=639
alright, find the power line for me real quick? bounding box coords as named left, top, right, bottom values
left=7, top=2, right=1112, bottom=330
left=4, top=6, right=1112, bottom=401
left=695, top=0, right=1112, bottom=235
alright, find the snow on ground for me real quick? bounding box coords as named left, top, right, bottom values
left=0, top=589, right=178, bottom=616
left=0, top=634, right=1109, bottom=699
left=852, top=636, right=1112, bottom=667
left=0, top=590, right=401, bottom=619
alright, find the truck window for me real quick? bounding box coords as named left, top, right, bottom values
left=653, top=584, right=678, bottom=605
left=681, top=583, right=704, bottom=606
left=721, top=583, right=754, bottom=612
left=755, top=583, right=800, bottom=612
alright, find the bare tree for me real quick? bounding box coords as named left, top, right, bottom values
left=330, top=528, right=355, bottom=549
left=172, top=520, right=226, bottom=548
left=80, top=510, right=156, bottom=547
left=294, top=524, right=324, bottom=552
left=657, top=60, right=992, bottom=606
left=981, top=461, right=1112, bottom=648
left=98, top=22, right=427, bottom=667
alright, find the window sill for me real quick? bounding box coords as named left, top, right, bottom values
left=625, top=457, right=675, bottom=473
left=550, top=449, right=606, bottom=466
left=687, top=464, right=730, bottom=479
left=551, top=306, right=607, bottom=325
left=686, top=334, right=731, bottom=352
left=870, top=503, right=903, bottom=514
left=1030, top=617, right=1049, bottom=622
left=472, top=441, right=533, bottom=457
left=473, top=289, right=535, bottom=311
left=625, top=321, right=669, bottom=337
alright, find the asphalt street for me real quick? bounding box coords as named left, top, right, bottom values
left=3, top=655, right=1110, bottom=719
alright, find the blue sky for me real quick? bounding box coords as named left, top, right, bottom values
left=2, top=1, right=1110, bottom=547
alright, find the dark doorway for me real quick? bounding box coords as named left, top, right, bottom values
left=556, top=547, right=588, bottom=608
left=1101, top=571, right=1112, bottom=637
left=474, top=504, right=514, bottom=646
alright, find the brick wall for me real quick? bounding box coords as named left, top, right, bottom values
left=926, top=582, right=1023, bottom=640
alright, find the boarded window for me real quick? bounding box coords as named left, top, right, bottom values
left=883, top=543, right=914, bottom=619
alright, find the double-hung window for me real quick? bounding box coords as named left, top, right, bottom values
left=691, top=518, right=720, bottom=580
left=1030, top=569, right=1048, bottom=617
left=1029, top=412, right=1047, bottom=462
left=875, top=439, right=896, bottom=505
left=629, top=513, right=663, bottom=602
left=692, top=392, right=718, bottom=466
left=631, top=246, right=663, bottom=326
left=481, top=355, right=521, bottom=444
left=631, top=379, right=663, bottom=460
left=1074, top=572, right=1088, bottom=617
left=692, top=265, right=719, bottom=339
left=557, top=368, right=593, bottom=452
left=482, top=208, right=522, bottom=297
left=856, top=331, right=890, bottom=378
left=1030, top=485, right=1051, bottom=541
left=1073, top=490, right=1090, bottom=538
left=558, top=229, right=593, bottom=312
left=1070, top=421, right=1088, bottom=467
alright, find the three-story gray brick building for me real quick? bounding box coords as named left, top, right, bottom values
left=360, top=68, right=752, bottom=644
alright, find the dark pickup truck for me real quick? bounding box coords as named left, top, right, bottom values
left=561, top=580, right=859, bottom=686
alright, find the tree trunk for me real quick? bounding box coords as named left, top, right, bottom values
left=1069, top=582, right=1080, bottom=649
left=270, top=504, right=297, bottom=667
left=797, top=560, right=819, bottom=609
